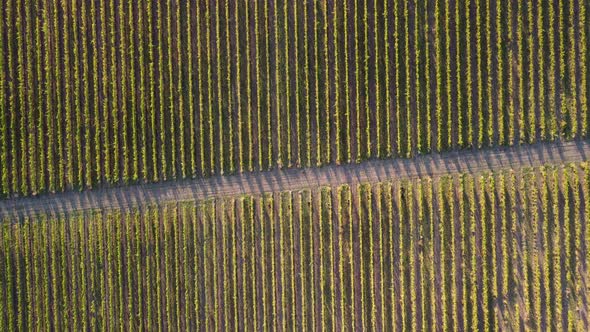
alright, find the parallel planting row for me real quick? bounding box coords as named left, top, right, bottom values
left=2, top=162, right=590, bottom=330
left=1, top=0, right=589, bottom=196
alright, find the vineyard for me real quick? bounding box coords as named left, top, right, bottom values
left=1, top=0, right=588, bottom=196
left=2, top=0, right=590, bottom=330
left=2, top=162, right=590, bottom=330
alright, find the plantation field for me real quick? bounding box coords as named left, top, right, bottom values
left=2, top=161, right=589, bottom=330
left=1, top=0, right=588, bottom=197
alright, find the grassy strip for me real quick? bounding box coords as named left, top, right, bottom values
left=0, top=0, right=6, bottom=194
left=16, top=0, right=28, bottom=194
left=24, top=1, right=36, bottom=193
left=119, top=0, right=128, bottom=183
left=108, top=0, right=118, bottom=183
left=7, top=0, right=17, bottom=193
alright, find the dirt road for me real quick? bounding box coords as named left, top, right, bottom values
left=2, top=139, right=589, bottom=219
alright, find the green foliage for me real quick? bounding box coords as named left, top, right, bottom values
left=1, top=162, right=588, bottom=328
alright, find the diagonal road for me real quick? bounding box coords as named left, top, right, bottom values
left=2, top=139, right=590, bottom=219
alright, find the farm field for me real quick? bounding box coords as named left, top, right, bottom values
left=2, top=161, right=590, bottom=330
left=1, top=0, right=588, bottom=197
left=2, top=0, right=590, bottom=329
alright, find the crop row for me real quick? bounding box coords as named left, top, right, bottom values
left=2, top=161, right=590, bottom=329
left=1, top=0, right=588, bottom=197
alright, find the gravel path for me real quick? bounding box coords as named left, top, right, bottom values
left=2, top=139, right=589, bottom=219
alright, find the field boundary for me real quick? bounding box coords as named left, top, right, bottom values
left=2, top=139, right=590, bottom=219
